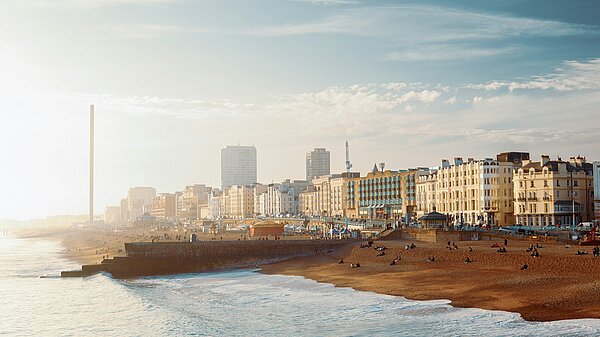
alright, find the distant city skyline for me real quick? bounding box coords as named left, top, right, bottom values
left=1, top=0, right=599, bottom=220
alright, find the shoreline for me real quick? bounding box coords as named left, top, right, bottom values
left=260, top=238, right=600, bottom=322
left=22, top=228, right=600, bottom=322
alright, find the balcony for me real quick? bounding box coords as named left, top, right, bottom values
left=543, top=197, right=552, bottom=201
left=527, top=197, right=538, bottom=201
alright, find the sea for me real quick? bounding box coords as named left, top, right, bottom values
left=2, top=234, right=600, bottom=337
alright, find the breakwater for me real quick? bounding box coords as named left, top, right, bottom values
left=62, top=239, right=353, bottom=278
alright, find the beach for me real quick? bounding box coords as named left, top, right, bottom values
left=22, top=228, right=600, bottom=322
left=261, top=237, right=600, bottom=322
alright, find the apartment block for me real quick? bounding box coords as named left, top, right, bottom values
left=514, top=155, right=594, bottom=227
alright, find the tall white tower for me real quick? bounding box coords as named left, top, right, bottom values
left=89, top=104, right=94, bottom=227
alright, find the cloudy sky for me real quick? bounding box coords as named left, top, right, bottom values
left=1, top=0, right=599, bottom=220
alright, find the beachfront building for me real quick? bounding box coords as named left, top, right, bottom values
left=178, top=184, right=213, bottom=220
left=299, top=185, right=318, bottom=217
left=306, top=148, right=331, bottom=181
left=104, top=206, right=122, bottom=224
left=345, top=164, right=425, bottom=223
left=221, top=185, right=256, bottom=219
left=435, top=153, right=527, bottom=228
left=206, top=189, right=221, bottom=220
left=127, top=187, right=157, bottom=222
left=298, top=173, right=358, bottom=218
left=259, top=180, right=311, bottom=216
left=249, top=220, right=285, bottom=237
left=514, top=155, right=595, bottom=227
left=253, top=184, right=268, bottom=217
left=150, top=193, right=177, bottom=220
left=416, top=169, right=438, bottom=219
left=221, top=145, right=257, bottom=189
left=120, top=198, right=129, bottom=224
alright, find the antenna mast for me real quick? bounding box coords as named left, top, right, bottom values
left=345, top=140, right=352, bottom=172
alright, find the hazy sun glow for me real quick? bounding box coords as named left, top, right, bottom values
left=1, top=0, right=599, bottom=220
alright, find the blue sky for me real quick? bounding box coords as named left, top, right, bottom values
left=0, top=0, right=599, bottom=219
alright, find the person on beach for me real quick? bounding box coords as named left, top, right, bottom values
left=468, top=247, right=473, bottom=252
left=521, top=264, right=528, bottom=270
left=464, top=257, right=471, bottom=263
left=504, top=238, right=508, bottom=246
left=376, top=251, right=385, bottom=257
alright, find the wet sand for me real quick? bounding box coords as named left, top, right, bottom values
left=261, top=238, right=600, bottom=322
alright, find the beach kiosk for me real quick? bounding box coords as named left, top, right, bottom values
left=249, top=220, right=285, bottom=237
left=418, top=210, right=449, bottom=229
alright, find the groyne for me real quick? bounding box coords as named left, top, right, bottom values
left=61, top=239, right=353, bottom=278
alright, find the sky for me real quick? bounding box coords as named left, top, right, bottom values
left=0, top=0, right=599, bottom=220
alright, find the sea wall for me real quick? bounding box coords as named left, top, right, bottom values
left=381, top=229, right=484, bottom=243
left=63, top=239, right=352, bottom=278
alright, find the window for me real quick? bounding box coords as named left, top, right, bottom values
left=530, top=181, right=534, bottom=188
left=544, top=180, right=548, bottom=187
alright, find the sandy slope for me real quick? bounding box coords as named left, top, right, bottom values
left=261, top=238, right=600, bottom=321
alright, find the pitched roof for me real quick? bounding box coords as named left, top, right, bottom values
left=419, top=211, right=448, bottom=221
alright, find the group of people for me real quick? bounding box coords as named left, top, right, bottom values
left=523, top=243, right=541, bottom=257
left=446, top=241, right=459, bottom=250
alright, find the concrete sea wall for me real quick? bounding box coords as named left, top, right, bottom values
left=63, top=240, right=353, bottom=278
left=381, top=229, right=484, bottom=243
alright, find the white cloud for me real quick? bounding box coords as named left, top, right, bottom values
left=249, top=5, right=597, bottom=61
left=248, top=15, right=364, bottom=36
left=387, top=47, right=516, bottom=62
left=467, top=58, right=600, bottom=92
left=445, top=96, right=457, bottom=105
left=466, top=81, right=509, bottom=91
left=250, top=5, right=598, bottom=40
